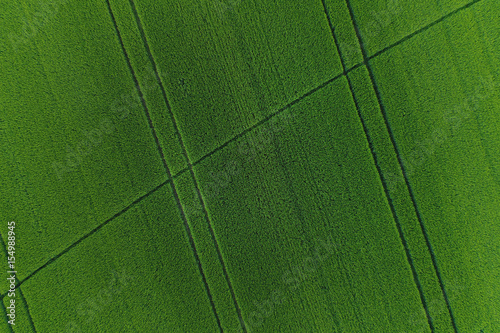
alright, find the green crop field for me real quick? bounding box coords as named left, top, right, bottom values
left=0, top=0, right=498, bottom=332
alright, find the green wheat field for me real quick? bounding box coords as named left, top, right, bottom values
left=0, top=0, right=499, bottom=332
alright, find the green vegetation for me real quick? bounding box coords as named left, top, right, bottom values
left=193, top=80, right=430, bottom=332
left=0, top=0, right=166, bottom=288
left=22, top=186, right=220, bottom=332
left=371, top=2, right=500, bottom=330
left=0, top=0, right=498, bottom=332
left=127, top=0, right=343, bottom=162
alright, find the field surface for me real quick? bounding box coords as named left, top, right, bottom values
left=0, top=0, right=499, bottom=332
